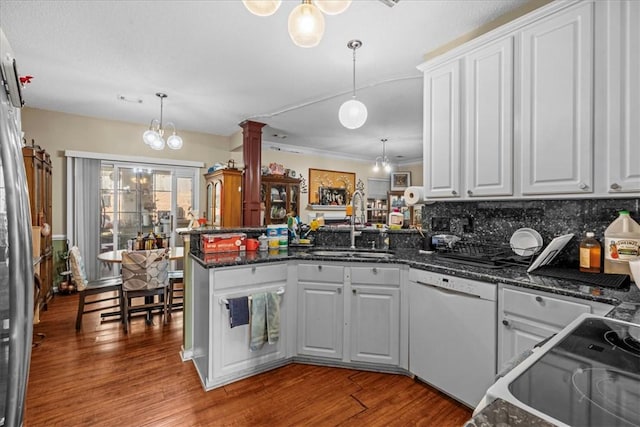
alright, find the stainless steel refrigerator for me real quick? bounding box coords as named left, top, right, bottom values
left=0, top=27, right=34, bottom=427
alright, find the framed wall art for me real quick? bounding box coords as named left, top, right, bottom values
left=390, top=171, right=411, bottom=191
left=308, top=168, right=356, bottom=205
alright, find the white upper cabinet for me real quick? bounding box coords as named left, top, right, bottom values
left=605, top=0, right=640, bottom=194
left=419, top=0, right=639, bottom=200
left=520, top=2, right=594, bottom=195
left=423, top=59, right=462, bottom=199
left=465, top=37, right=514, bottom=197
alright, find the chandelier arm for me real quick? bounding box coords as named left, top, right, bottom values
left=148, top=118, right=160, bottom=131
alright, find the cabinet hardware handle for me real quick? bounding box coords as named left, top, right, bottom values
left=318, top=265, right=322, bottom=271
left=352, top=289, right=357, bottom=294
left=251, top=266, right=256, bottom=274
left=467, top=190, right=473, bottom=195
left=337, top=288, right=342, bottom=294
left=579, top=182, right=589, bottom=190
left=535, top=296, right=543, bottom=303
left=451, top=190, right=457, bottom=196
left=372, top=268, right=377, bottom=274
left=610, top=183, right=621, bottom=190
left=502, top=319, right=509, bottom=326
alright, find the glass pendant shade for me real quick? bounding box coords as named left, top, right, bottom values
left=339, top=99, right=367, bottom=129
left=166, top=133, right=183, bottom=150
left=288, top=2, right=325, bottom=48
left=372, top=162, right=380, bottom=173
left=315, top=0, right=351, bottom=15
left=149, top=136, right=165, bottom=151
left=143, top=128, right=159, bottom=146
left=242, top=0, right=281, bottom=16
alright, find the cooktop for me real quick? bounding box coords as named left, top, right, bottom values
left=508, top=316, right=640, bottom=427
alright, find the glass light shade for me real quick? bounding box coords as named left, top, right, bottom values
left=315, top=0, right=351, bottom=15
left=384, top=162, right=392, bottom=173
left=372, top=162, right=380, bottom=173
left=242, top=0, right=281, bottom=16
left=166, top=134, right=183, bottom=150
left=143, top=129, right=159, bottom=145
left=150, top=136, right=165, bottom=151
left=288, top=2, right=325, bottom=48
left=339, top=99, right=368, bottom=129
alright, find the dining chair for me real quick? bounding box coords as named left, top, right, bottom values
left=120, top=248, right=170, bottom=333
left=69, top=246, right=123, bottom=330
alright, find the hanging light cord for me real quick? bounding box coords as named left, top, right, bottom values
left=351, top=47, right=357, bottom=99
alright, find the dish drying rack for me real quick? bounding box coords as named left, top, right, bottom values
left=433, top=240, right=541, bottom=269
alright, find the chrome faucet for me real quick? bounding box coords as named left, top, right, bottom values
left=350, top=190, right=365, bottom=249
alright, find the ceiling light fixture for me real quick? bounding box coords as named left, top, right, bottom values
left=243, top=0, right=351, bottom=48
left=373, top=138, right=391, bottom=173
left=339, top=39, right=367, bottom=130
left=142, top=92, right=183, bottom=151
left=242, top=0, right=282, bottom=16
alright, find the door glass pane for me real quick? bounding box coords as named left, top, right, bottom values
left=174, top=176, right=193, bottom=247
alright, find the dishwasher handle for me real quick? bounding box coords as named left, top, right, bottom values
left=415, top=280, right=482, bottom=299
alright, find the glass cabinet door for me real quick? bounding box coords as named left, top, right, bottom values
left=270, top=183, right=287, bottom=223
left=206, top=183, right=213, bottom=226
left=289, top=184, right=299, bottom=219
left=213, top=181, right=222, bottom=225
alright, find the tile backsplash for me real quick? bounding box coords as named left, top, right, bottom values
left=420, top=198, right=640, bottom=265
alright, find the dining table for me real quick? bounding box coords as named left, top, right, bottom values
left=97, top=246, right=184, bottom=263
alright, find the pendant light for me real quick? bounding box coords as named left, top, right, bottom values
left=288, top=0, right=325, bottom=48
left=339, top=39, right=367, bottom=129
left=142, top=93, right=183, bottom=151
left=315, top=0, right=351, bottom=15
left=242, top=0, right=282, bottom=16
left=373, top=138, right=391, bottom=173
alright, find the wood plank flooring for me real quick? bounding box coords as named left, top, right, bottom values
left=26, top=292, right=472, bottom=427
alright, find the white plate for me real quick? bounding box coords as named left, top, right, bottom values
left=510, top=228, right=543, bottom=256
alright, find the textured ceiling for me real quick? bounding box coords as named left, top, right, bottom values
left=0, top=0, right=527, bottom=163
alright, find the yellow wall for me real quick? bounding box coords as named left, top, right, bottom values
left=21, top=108, right=232, bottom=235
left=21, top=108, right=422, bottom=234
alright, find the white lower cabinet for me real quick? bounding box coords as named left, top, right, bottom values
left=192, top=262, right=289, bottom=390
left=350, top=267, right=401, bottom=366
left=498, top=285, right=613, bottom=371
left=297, top=263, right=402, bottom=367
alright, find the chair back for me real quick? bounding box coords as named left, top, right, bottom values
left=68, top=246, right=89, bottom=291
left=121, top=248, right=170, bottom=291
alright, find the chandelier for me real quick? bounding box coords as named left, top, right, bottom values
left=339, top=39, right=367, bottom=130
left=373, top=138, right=391, bottom=173
left=142, top=93, right=183, bottom=151
left=242, top=0, right=352, bottom=48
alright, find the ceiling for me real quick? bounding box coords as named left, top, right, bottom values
left=0, top=0, right=527, bottom=164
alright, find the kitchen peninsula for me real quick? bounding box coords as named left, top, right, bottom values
left=178, top=226, right=640, bottom=417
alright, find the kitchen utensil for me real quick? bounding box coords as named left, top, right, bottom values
left=510, top=228, right=543, bottom=256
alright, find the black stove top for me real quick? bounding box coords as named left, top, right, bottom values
left=508, top=317, right=640, bottom=427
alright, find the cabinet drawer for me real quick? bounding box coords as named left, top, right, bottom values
left=298, top=263, right=344, bottom=283
left=502, top=287, right=590, bottom=328
left=214, top=263, right=287, bottom=289
left=351, top=266, right=400, bottom=286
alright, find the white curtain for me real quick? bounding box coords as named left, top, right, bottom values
left=71, top=158, right=101, bottom=281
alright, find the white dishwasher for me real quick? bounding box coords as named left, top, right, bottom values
left=409, top=269, right=497, bottom=408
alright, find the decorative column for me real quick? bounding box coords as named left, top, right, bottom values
left=239, top=120, right=265, bottom=226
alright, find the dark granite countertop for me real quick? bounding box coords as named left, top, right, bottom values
left=464, top=398, right=557, bottom=427
left=189, top=245, right=640, bottom=321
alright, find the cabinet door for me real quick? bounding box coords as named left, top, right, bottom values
left=520, top=2, right=594, bottom=195
left=466, top=37, right=514, bottom=197
left=213, top=283, right=287, bottom=379
left=350, top=284, right=399, bottom=365
left=499, top=316, right=557, bottom=371
left=297, top=281, right=343, bottom=359
left=607, top=0, right=640, bottom=194
left=423, top=59, right=461, bottom=199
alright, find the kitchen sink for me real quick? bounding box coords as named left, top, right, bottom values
left=308, top=249, right=396, bottom=259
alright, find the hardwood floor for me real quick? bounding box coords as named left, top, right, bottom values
left=26, top=292, right=472, bottom=427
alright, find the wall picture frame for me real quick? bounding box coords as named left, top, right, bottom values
left=391, top=171, right=411, bottom=191
left=308, top=168, right=356, bottom=204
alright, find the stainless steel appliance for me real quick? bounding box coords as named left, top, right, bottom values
left=483, top=313, right=640, bottom=426
left=1, top=27, right=34, bottom=427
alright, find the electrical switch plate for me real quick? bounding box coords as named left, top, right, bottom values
left=432, top=217, right=450, bottom=232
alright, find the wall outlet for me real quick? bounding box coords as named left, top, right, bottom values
left=432, top=217, right=451, bottom=232
left=462, top=216, right=474, bottom=233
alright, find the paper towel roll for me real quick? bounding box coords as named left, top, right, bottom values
left=404, top=186, right=433, bottom=206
